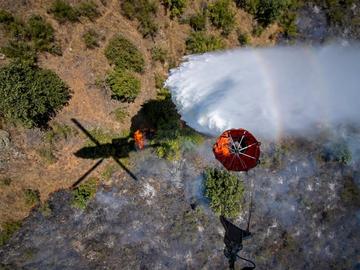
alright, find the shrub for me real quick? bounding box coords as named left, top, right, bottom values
left=236, top=0, right=293, bottom=26
left=154, top=73, right=171, bottom=100
left=49, top=0, right=80, bottom=23
left=162, top=0, right=187, bottom=18
left=44, top=122, right=75, bottom=144
left=112, top=107, right=129, bottom=123
left=77, top=1, right=100, bottom=21
left=237, top=31, right=250, bottom=46
left=186, top=32, right=224, bottom=54
left=151, top=46, right=168, bottom=63
left=0, top=61, right=71, bottom=128
left=0, top=220, right=22, bottom=246
left=106, top=69, right=141, bottom=102
left=280, top=10, right=297, bottom=38
left=105, top=35, right=145, bottom=73
left=321, top=141, right=352, bottom=165
left=0, top=178, right=12, bottom=186
left=82, top=29, right=100, bottom=49
left=0, top=41, right=37, bottom=62
left=204, top=167, right=244, bottom=218
left=4, top=19, right=28, bottom=40
left=340, top=176, right=360, bottom=207
left=27, top=15, right=55, bottom=52
left=208, top=0, right=236, bottom=35
left=0, top=9, right=14, bottom=24
left=252, top=24, right=264, bottom=36
left=1, top=13, right=61, bottom=57
left=189, top=11, right=207, bottom=31
left=140, top=98, right=204, bottom=160
left=121, top=0, right=158, bottom=38
left=71, top=177, right=99, bottom=209
left=24, top=188, right=40, bottom=206
left=39, top=202, right=52, bottom=217
left=38, top=146, right=57, bottom=164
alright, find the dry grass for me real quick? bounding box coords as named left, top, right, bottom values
left=0, top=0, right=279, bottom=225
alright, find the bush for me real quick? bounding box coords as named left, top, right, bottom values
left=1, top=13, right=60, bottom=57
left=121, top=0, right=158, bottom=38
left=151, top=46, right=167, bottom=63
left=0, top=178, right=12, bottom=186
left=236, top=0, right=293, bottom=26
left=321, top=141, right=352, bottom=165
left=49, top=0, right=80, bottom=23
left=186, top=32, right=224, bottom=54
left=71, top=177, right=99, bottom=209
left=27, top=15, right=55, bottom=52
left=0, top=41, right=37, bottom=62
left=0, top=220, right=22, bottom=246
left=340, top=176, right=360, bottom=207
left=77, top=1, right=100, bottom=21
left=112, top=107, right=129, bottom=123
left=105, top=35, right=145, bottom=73
left=252, top=24, right=264, bottom=36
left=106, top=69, right=141, bottom=102
left=3, top=19, right=28, bottom=40
left=237, top=31, right=250, bottom=46
left=24, top=189, right=40, bottom=206
left=189, top=11, right=207, bottom=31
left=154, top=73, right=171, bottom=100
left=82, top=29, right=100, bottom=49
left=140, top=98, right=204, bottom=160
left=280, top=10, right=297, bottom=38
left=0, top=9, right=14, bottom=24
left=162, top=0, right=187, bottom=18
left=45, top=122, right=75, bottom=143
left=204, top=167, right=244, bottom=218
left=38, top=146, right=57, bottom=164
left=208, top=0, right=236, bottom=35
left=0, top=61, right=71, bottom=128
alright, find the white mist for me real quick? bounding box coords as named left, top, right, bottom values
left=165, top=45, right=360, bottom=140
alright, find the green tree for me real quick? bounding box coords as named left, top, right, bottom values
left=106, top=69, right=141, bottom=102
left=121, top=0, right=158, bottom=38
left=77, top=1, right=100, bottom=21
left=105, top=35, right=145, bottom=73
left=0, top=220, right=22, bottom=246
left=71, top=177, right=99, bottom=209
left=27, top=15, right=55, bottom=52
left=186, top=32, right=224, bottom=54
left=189, top=10, right=207, bottom=31
left=208, top=0, right=236, bottom=35
left=82, top=29, right=100, bottom=49
left=0, top=9, right=14, bottom=24
left=49, top=0, right=80, bottom=23
left=0, top=61, right=71, bottom=128
left=0, top=41, right=37, bottom=62
left=162, top=0, right=187, bottom=18
left=237, top=0, right=293, bottom=26
left=204, top=167, right=244, bottom=218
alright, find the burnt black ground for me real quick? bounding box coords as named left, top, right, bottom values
left=1, top=134, right=360, bottom=270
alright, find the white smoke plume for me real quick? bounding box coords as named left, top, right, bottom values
left=166, top=44, right=360, bottom=140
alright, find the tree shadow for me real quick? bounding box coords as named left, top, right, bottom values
left=129, top=98, right=180, bottom=136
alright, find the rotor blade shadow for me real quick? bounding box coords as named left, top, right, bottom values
left=71, top=118, right=101, bottom=146
left=72, top=159, right=104, bottom=188
left=112, top=157, right=138, bottom=181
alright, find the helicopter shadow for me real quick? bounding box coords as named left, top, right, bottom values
left=71, top=118, right=138, bottom=186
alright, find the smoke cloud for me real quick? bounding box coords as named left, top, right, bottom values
left=166, top=44, right=360, bottom=140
